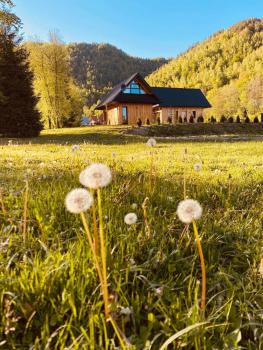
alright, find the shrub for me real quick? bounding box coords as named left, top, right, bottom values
left=244, top=116, right=250, bottom=123
left=179, top=117, right=183, bottom=123
left=254, top=116, right=259, bottom=123
left=236, top=116, right=241, bottom=123
left=167, top=116, right=172, bottom=124
left=197, top=116, right=204, bottom=123
left=146, top=118, right=150, bottom=125
left=157, top=117, right=161, bottom=125
left=228, top=117, right=234, bottom=123
left=189, top=116, right=194, bottom=123
left=220, top=115, right=227, bottom=123
left=184, top=117, right=187, bottom=123
left=137, top=118, right=142, bottom=127
left=210, top=116, right=216, bottom=123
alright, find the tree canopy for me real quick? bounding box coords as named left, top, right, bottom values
left=147, top=18, right=263, bottom=118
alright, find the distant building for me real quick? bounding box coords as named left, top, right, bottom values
left=96, top=72, right=211, bottom=125
left=80, top=116, right=90, bottom=126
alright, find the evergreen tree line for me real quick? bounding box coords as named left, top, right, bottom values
left=0, top=0, right=42, bottom=137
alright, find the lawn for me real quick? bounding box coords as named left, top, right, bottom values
left=0, top=126, right=263, bottom=349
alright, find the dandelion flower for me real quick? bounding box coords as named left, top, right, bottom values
left=146, top=138, right=157, bottom=147
left=65, top=188, right=93, bottom=214
left=194, top=163, right=202, bottom=172
left=124, top=213, right=137, bottom=225
left=177, top=199, right=202, bottom=224
left=79, top=163, right=112, bottom=189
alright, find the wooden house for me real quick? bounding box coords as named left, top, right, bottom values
left=96, top=73, right=211, bottom=125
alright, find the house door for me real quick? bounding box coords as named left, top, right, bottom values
left=122, top=106, right=128, bottom=124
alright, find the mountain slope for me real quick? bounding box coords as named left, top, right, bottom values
left=147, top=18, right=263, bottom=118
left=68, top=43, right=168, bottom=108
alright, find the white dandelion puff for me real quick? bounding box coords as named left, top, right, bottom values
left=154, top=286, right=164, bottom=296
left=131, top=203, right=138, bottom=210
left=194, top=163, right=202, bottom=172
left=79, top=163, right=112, bottom=189
left=65, top=188, right=93, bottom=214
left=120, top=307, right=133, bottom=316
left=146, top=138, right=157, bottom=147
left=124, top=213, right=138, bottom=225
left=72, top=144, right=80, bottom=152
left=177, top=199, right=202, bottom=224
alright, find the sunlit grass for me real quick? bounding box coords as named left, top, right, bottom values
left=0, top=126, right=263, bottom=349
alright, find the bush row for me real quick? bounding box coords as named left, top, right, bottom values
left=136, top=115, right=262, bottom=127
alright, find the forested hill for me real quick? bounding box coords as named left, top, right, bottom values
left=147, top=18, right=263, bottom=118
left=68, top=43, right=168, bottom=108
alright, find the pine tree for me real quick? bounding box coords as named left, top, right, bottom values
left=0, top=26, right=42, bottom=137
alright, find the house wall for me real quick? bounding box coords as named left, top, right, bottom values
left=106, top=106, right=119, bottom=125
left=107, top=103, right=154, bottom=125
left=160, top=107, right=204, bottom=123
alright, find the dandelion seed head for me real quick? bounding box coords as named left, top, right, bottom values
left=124, top=212, right=137, bottom=225
left=154, top=286, right=164, bottom=296
left=194, top=163, right=202, bottom=172
left=146, top=138, right=157, bottom=147
left=72, top=144, right=80, bottom=152
left=65, top=188, right=93, bottom=214
left=131, top=203, right=138, bottom=210
left=120, top=307, right=132, bottom=316
left=177, top=199, right=202, bottom=224
left=79, top=163, right=112, bottom=189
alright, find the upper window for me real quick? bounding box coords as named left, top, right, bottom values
left=123, top=80, right=146, bottom=94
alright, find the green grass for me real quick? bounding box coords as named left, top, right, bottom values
left=126, top=123, right=263, bottom=137
left=0, top=126, right=263, bottom=349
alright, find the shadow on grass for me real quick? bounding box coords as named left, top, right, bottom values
left=1, top=125, right=263, bottom=146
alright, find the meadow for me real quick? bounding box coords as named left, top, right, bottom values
left=0, top=126, right=263, bottom=349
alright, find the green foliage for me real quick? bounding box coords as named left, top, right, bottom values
left=147, top=18, right=263, bottom=118
left=25, top=34, right=85, bottom=129
left=0, top=26, right=42, bottom=137
left=68, top=43, right=168, bottom=107
left=0, top=0, right=21, bottom=28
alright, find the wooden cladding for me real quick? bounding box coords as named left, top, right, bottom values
left=106, top=104, right=205, bottom=125
left=106, top=103, right=154, bottom=125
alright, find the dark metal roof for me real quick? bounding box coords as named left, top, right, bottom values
left=151, top=87, right=211, bottom=108
left=96, top=72, right=159, bottom=110
left=96, top=72, right=211, bottom=110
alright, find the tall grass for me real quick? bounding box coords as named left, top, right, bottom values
left=0, top=127, right=263, bottom=349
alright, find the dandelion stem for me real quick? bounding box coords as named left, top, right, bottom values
left=22, top=181, right=29, bottom=243
left=0, top=189, right=6, bottom=217
left=149, top=151, right=154, bottom=193
left=92, top=201, right=99, bottom=255
left=183, top=149, right=187, bottom=199
left=192, top=220, right=206, bottom=312
left=80, top=212, right=106, bottom=313
left=109, top=315, right=131, bottom=349
left=97, top=188, right=109, bottom=319
left=142, top=197, right=151, bottom=238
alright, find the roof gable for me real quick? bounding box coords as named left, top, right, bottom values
left=96, top=73, right=159, bottom=109
left=151, top=87, right=211, bottom=108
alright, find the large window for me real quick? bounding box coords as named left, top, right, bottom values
left=122, top=106, right=128, bottom=124
left=123, top=80, right=146, bottom=94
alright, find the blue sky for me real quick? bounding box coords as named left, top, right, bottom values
left=15, top=0, right=263, bottom=58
